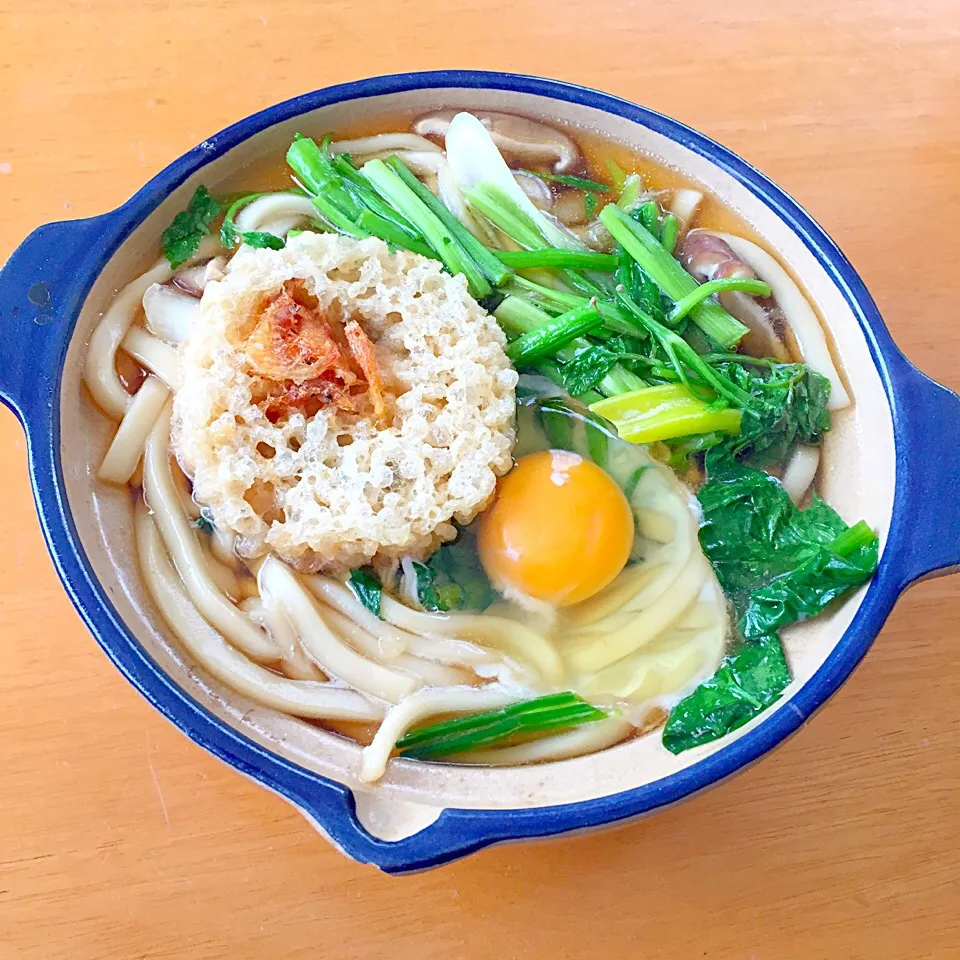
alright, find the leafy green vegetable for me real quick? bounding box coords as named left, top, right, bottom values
left=161, top=186, right=221, bottom=269
left=659, top=213, right=680, bottom=254
left=194, top=514, right=215, bottom=535
left=420, top=529, right=498, bottom=612
left=662, top=633, right=791, bottom=753
left=362, top=158, right=492, bottom=298
left=666, top=277, right=771, bottom=326
left=617, top=174, right=643, bottom=210
left=240, top=231, right=285, bottom=250
left=409, top=561, right=462, bottom=612
left=637, top=200, right=659, bottom=236
left=616, top=250, right=669, bottom=324
left=590, top=384, right=742, bottom=444
left=560, top=345, right=622, bottom=397
left=664, top=455, right=879, bottom=753
left=600, top=203, right=749, bottom=348
left=605, top=157, right=627, bottom=194
left=385, top=157, right=511, bottom=286
left=396, top=692, right=607, bottom=759
left=714, top=361, right=832, bottom=468
left=348, top=567, right=383, bottom=618
left=615, top=288, right=759, bottom=411
left=522, top=169, right=610, bottom=192
left=698, top=454, right=878, bottom=637
left=741, top=520, right=879, bottom=640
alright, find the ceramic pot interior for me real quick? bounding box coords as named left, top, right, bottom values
left=58, top=86, right=895, bottom=839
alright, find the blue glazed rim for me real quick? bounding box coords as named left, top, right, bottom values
left=1, top=70, right=958, bottom=874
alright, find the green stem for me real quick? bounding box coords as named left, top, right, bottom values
left=659, top=213, right=680, bottom=254
left=385, top=157, right=512, bottom=286
left=600, top=204, right=749, bottom=348
left=616, top=287, right=760, bottom=410
left=506, top=305, right=604, bottom=366
left=510, top=276, right=642, bottom=337
left=361, top=159, right=491, bottom=299
left=495, top=249, right=618, bottom=271
left=667, top=277, right=771, bottom=325
left=355, top=209, right=435, bottom=257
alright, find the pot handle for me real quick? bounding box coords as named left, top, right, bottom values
left=0, top=216, right=112, bottom=421
left=888, top=351, right=960, bottom=588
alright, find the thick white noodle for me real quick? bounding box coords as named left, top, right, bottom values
left=143, top=405, right=280, bottom=662
left=135, top=506, right=382, bottom=721
left=563, top=563, right=666, bottom=628
left=379, top=596, right=563, bottom=683
left=564, top=555, right=708, bottom=673
left=359, top=686, right=519, bottom=783
left=120, top=327, right=182, bottom=390
left=171, top=460, right=201, bottom=521
left=303, top=575, right=497, bottom=668
left=97, top=376, right=170, bottom=485
left=234, top=194, right=317, bottom=232
left=259, top=557, right=419, bottom=704
left=584, top=592, right=728, bottom=702
left=209, top=525, right=238, bottom=566
left=201, top=545, right=243, bottom=602
left=85, top=234, right=219, bottom=420
left=451, top=717, right=634, bottom=766
left=781, top=444, right=821, bottom=505
left=320, top=606, right=474, bottom=688
left=244, top=596, right=327, bottom=681
left=708, top=232, right=850, bottom=410
left=254, top=217, right=306, bottom=238
left=302, top=575, right=410, bottom=659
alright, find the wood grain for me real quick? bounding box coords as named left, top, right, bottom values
left=1, top=2, right=959, bottom=957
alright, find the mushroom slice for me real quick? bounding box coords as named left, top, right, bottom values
left=142, top=282, right=200, bottom=344
left=329, top=133, right=441, bottom=156
left=415, top=110, right=581, bottom=172
left=172, top=256, right=228, bottom=298
left=512, top=170, right=553, bottom=210
left=329, top=134, right=443, bottom=177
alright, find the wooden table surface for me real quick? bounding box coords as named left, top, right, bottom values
left=2, top=2, right=959, bottom=957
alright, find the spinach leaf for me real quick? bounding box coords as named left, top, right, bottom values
left=241, top=231, right=285, bottom=250
left=221, top=216, right=286, bottom=253
left=194, top=513, right=215, bottom=535
left=697, top=454, right=876, bottom=637
left=219, top=216, right=239, bottom=249
left=348, top=567, right=382, bottom=618
left=560, top=346, right=620, bottom=397
left=161, top=186, right=221, bottom=269
left=662, top=633, right=790, bottom=753
left=410, top=561, right=464, bottom=612
left=740, top=520, right=878, bottom=639
left=715, top=361, right=831, bottom=468
left=422, top=529, right=497, bottom=612
left=663, top=455, right=879, bottom=753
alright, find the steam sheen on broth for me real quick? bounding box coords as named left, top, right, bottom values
left=83, top=108, right=878, bottom=782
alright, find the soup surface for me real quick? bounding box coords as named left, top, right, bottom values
left=83, top=108, right=879, bottom=783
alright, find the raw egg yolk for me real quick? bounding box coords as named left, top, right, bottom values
left=477, top=450, right=634, bottom=607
